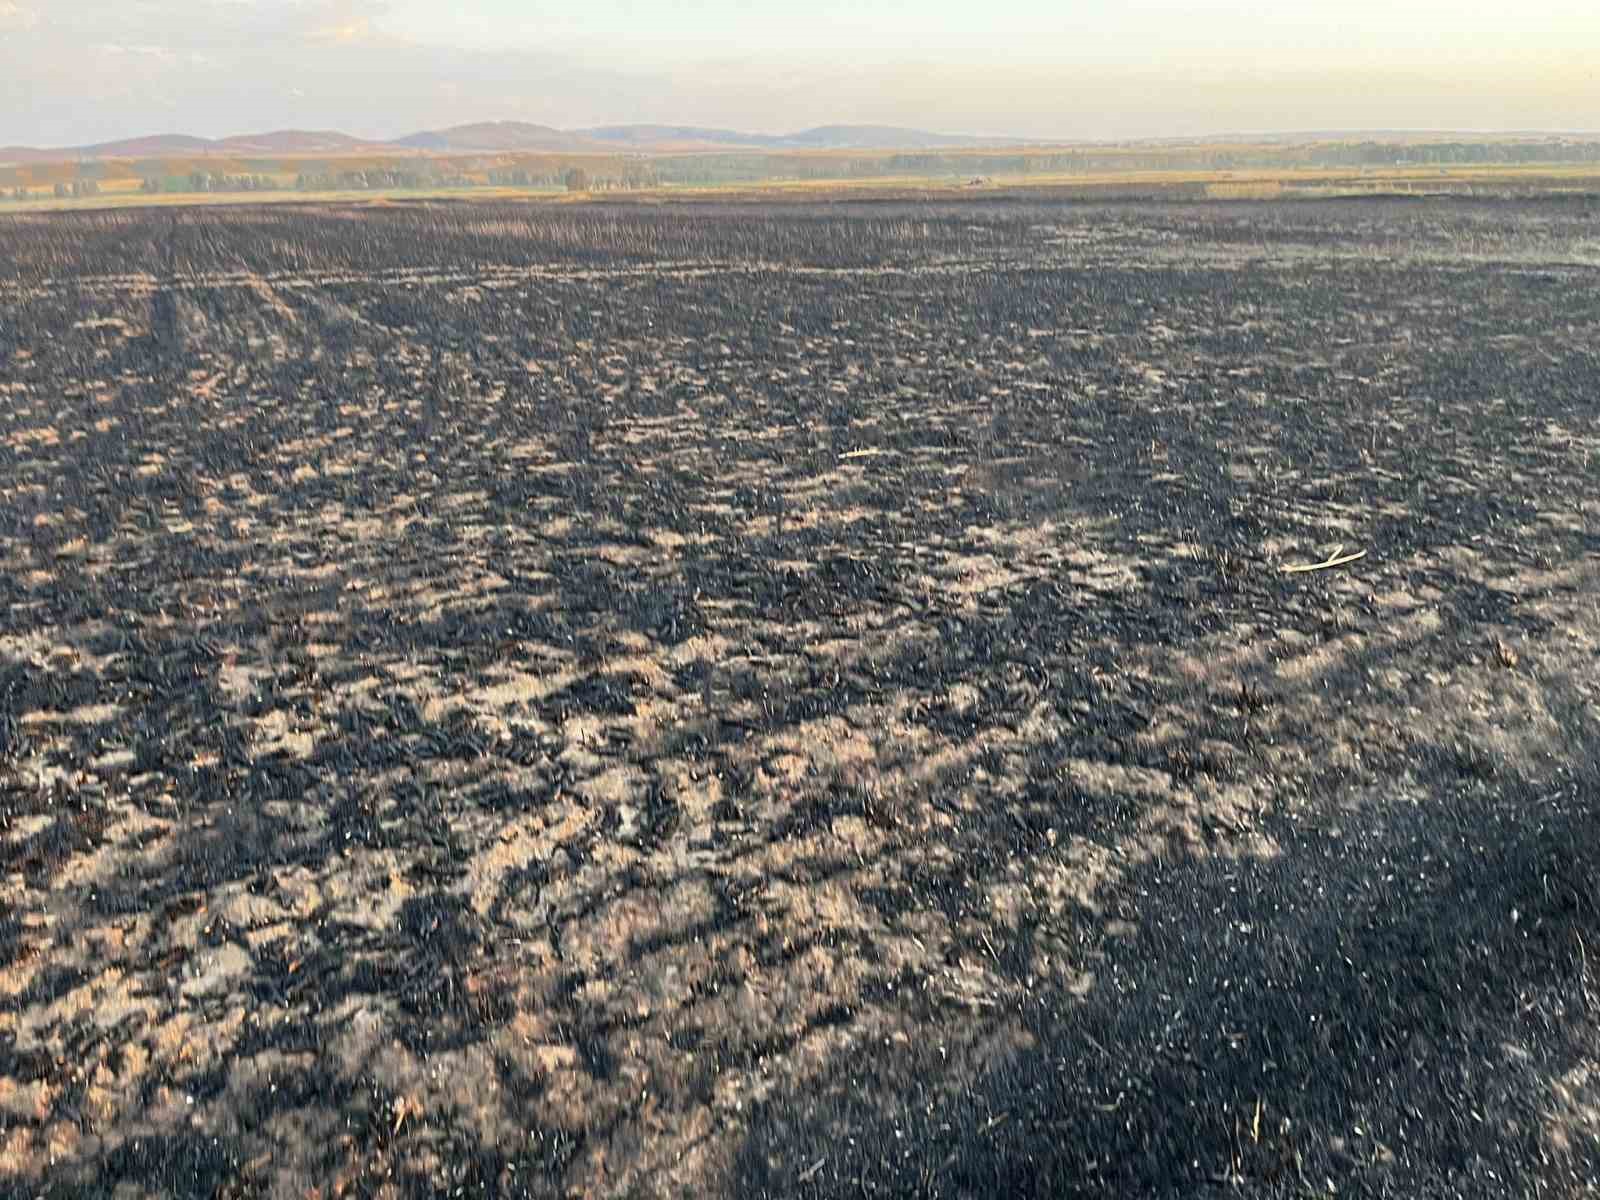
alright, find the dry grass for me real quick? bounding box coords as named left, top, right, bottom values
left=5, top=161, right=1599, bottom=216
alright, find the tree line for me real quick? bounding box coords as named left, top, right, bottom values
left=142, top=173, right=282, bottom=194
left=1, top=180, right=102, bottom=200
left=6, top=139, right=1599, bottom=203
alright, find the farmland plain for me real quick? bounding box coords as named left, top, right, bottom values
left=1, top=199, right=1598, bottom=1197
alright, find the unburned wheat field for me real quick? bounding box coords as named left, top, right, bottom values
left=1, top=198, right=1597, bottom=1198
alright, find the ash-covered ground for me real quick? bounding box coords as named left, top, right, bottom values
left=1, top=198, right=1598, bottom=1198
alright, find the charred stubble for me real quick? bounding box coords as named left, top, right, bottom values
left=0, top=197, right=1598, bottom=1197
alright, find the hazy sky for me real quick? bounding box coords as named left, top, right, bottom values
left=1, top=0, right=1596, bottom=145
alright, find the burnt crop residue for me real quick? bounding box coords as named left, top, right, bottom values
left=1, top=198, right=1598, bottom=1197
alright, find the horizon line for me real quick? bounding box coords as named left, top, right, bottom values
left=6, top=120, right=1600, bottom=158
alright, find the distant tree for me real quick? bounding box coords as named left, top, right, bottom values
left=564, top=167, right=590, bottom=193
left=622, top=162, right=658, bottom=190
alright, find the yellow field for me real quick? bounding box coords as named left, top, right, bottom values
left=0, top=185, right=568, bottom=214
left=4, top=161, right=1599, bottom=215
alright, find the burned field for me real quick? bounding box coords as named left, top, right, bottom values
left=1, top=198, right=1598, bottom=1197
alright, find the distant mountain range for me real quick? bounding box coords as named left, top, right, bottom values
left=6, top=122, right=1583, bottom=167
left=0, top=130, right=380, bottom=163
left=0, top=121, right=1031, bottom=164
left=578, top=124, right=1023, bottom=151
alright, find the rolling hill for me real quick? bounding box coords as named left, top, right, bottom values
left=580, top=124, right=1029, bottom=150
left=777, top=125, right=1025, bottom=149
left=213, top=130, right=379, bottom=154
left=3, top=130, right=384, bottom=164
left=391, top=122, right=601, bottom=153
left=2, top=122, right=1026, bottom=163
left=579, top=125, right=775, bottom=150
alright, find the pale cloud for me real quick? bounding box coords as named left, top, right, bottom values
left=98, top=43, right=179, bottom=58
left=0, top=0, right=38, bottom=31
left=307, top=19, right=375, bottom=43
left=297, top=0, right=389, bottom=44
left=2, top=0, right=1597, bottom=146
left=12, top=0, right=389, bottom=48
